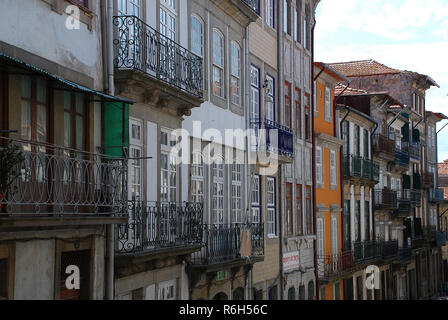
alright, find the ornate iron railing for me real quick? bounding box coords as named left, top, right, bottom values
left=381, top=240, right=399, bottom=259
left=343, top=154, right=379, bottom=181
left=395, top=147, right=410, bottom=168
left=190, top=223, right=264, bottom=266
left=116, top=201, right=203, bottom=254
left=399, top=247, right=412, bottom=262
left=372, top=134, right=395, bottom=156
left=396, top=189, right=411, bottom=215
left=374, top=189, right=398, bottom=210
left=317, top=251, right=355, bottom=282
left=352, top=241, right=382, bottom=263
left=242, top=0, right=260, bottom=14
left=409, top=143, right=420, bottom=161
left=0, top=137, right=127, bottom=216
left=250, top=119, right=294, bottom=158
left=113, top=15, right=203, bottom=98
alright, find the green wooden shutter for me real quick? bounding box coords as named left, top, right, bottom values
left=104, top=102, right=129, bottom=157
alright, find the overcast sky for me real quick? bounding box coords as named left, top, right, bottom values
left=315, top=0, right=448, bottom=162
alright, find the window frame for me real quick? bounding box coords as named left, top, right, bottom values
left=190, top=14, right=204, bottom=57
left=265, top=74, right=275, bottom=122
left=231, top=161, right=243, bottom=224
left=267, top=177, right=277, bottom=237
left=316, top=146, right=323, bottom=185
left=265, top=0, right=275, bottom=29
left=212, top=29, right=225, bottom=98
left=212, top=160, right=225, bottom=225
left=296, top=184, right=303, bottom=236
left=251, top=174, right=262, bottom=224
left=330, top=150, right=337, bottom=187
left=324, top=86, right=332, bottom=123
left=285, top=182, right=294, bottom=236
left=295, top=87, right=302, bottom=139
left=230, top=41, right=242, bottom=106
left=284, top=81, right=292, bottom=128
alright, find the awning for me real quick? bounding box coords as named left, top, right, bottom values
left=0, top=52, right=134, bottom=105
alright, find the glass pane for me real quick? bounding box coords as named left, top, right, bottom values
left=76, top=115, right=84, bottom=150
left=21, top=100, right=31, bottom=140
left=64, top=92, right=71, bottom=111
left=21, top=76, right=31, bottom=99
left=64, top=112, right=72, bottom=148
left=76, top=93, right=84, bottom=114
left=36, top=78, right=47, bottom=103
left=37, top=104, right=47, bottom=143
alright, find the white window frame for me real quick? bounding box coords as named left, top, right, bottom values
left=129, top=118, right=143, bottom=201
left=265, top=75, right=275, bottom=122
left=316, top=146, right=323, bottom=185
left=324, top=86, right=331, bottom=122
left=251, top=175, right=261, bottom=223
left=267, top=177, right=277, bottom=237
left=317, top=218, right=325, bottom=255
left=231, top=41, right=241, bottom=106
left=158, top=279, right=176, bottom=300
left=305, top=148, right=311, bottom=181
left=118, top=0, right=141, bottom=16
left=265, top=0, right=274, bottom=28
left=212, top=160, right=225, bottom=225
left=231, top=162, right=243, bottom=224
left=191, top=152, right=204, bottom=204
left=296, top=145, right=302, bottom=180
left=212, top=29, right=225, bottom=98
left=190, top=15, right=204, bottom=57
left=160, top=3, right=177, bottom=41
left=331, top=216, right=338, bottom=255
left=330, top=150, right=337, bottom=187
left=160, top=128, right=177, bottom=203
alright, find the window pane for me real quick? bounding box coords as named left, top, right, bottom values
left=213, top=31, right=223, bottom=67
left=37, top=104, right=47, bottom=143
left=76, top=93, right=84, bottom=114
left=191, top=16, right=203, bottom=56
left=36, top=78, right=47, bottom=104
left=64, top=112, right=72, bottom=148
left=76, top=115, right=84, bottom=150
left=21, top=100, right=31, bottom=141
left=21, top=76, right=31, bottom=99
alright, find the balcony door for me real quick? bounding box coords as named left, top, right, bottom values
left=118, top=0, right=141, bottom=16
left=117, top=0, right=142, bottom=70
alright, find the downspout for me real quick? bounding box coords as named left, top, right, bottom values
left=106, top=0, right=115, bottom=300
left=101, top=0, right=109, bottom=93
left=311, top=13, right=318, bottom=301
left=277, top=0, right=284, bottom=301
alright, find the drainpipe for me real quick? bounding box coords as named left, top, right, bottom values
left=277, top=0, right=285, bottom=301
left=101, top=0, right=109, bottom=93
left=105, top=0, right=115, bottom=301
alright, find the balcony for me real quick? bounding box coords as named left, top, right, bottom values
left=411, top=189, right=421, bottom=207
left=395, top=146, right=410, bottom=170
left=0, top=137, right=127, bottom=218
left=113, top=15, right=203, bottom=113
left=411, top=236, right=424, bottom=251
left=398, top=247, right=412, bottom=263
left=423, top=172, right=435, bottom=188
left=381, top=240, right=399, bottom=260
left=115, top=201, right=203, bottom=255
left=429, top=189, right=444, bottom=203
left=251, top=119, right=294, bottom=161
left=409, top=143, right=420, bottom=161
left=372, top=134, right=395, bottom=158
left=395, top=190, right=411, bottom=216
left=343, top=154, right=379, bottom=182
left=374, top=189, right=398, bottom=210
left=210, top=0, right=260, bottom=23
left=437, top=231, right=447, bottom=246
left=352, top=241, right=382, bottom=264
left=190, top=223, right=264, bottom=267
left=317, top=251, right=355, bottom=283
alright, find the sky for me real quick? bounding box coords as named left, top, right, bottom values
left=314, top=0, right=448, bottom=162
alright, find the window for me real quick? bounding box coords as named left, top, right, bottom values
left=266, top=75, right=275, bottom=121
left=317, top=218, right=325, bottom=255
left=354, top=125, right=360, bottom=156
left=118, top=0, right=141, bottom=16
left=21, top=76, right=49, bottom=148
left=295, top=88, right=302, bottom=139
left=191, top=152, right=204, bottom=204
left=342, top=121, right=349, bottom=155
left=355, top=200, right=361, bottom=242
left=364, top=129, right=369, bottom=159
left=304, top=4, right=310, bottom=50
left=212, top=30, right=224, bottom=98
left=265, top=0, right=275, bottom=28
left=161, top=129, right=177, bottom=202
left=191, top=15, right=204, bottom=57
left=324, top=87, right=331, bottom=122
left=316, top=147, right=323, bottom=185
left=129, top=119, right=143, bottom=201
left=212, top=161, right=225, bottom=225
left=314, top=81, right=318, bottom=115
left=284, top=82, right=292, bottom=128
left=286, top=183, right=293, bottom=236
left=64, top=92, right=87, bottom=151
left=365, top=201, right=370, bottom=241
left=160, top=2, right=176, bottom=41
left=231, top=42, right=241, bottom=105
left=330, top=150, right=337, bottom=186
left=295, top=0, right=301, bottom=43
left=231, top=162, right=243, bottom=224
left=283, top=0, right=291, bottom=35
left=344, top=200, right=351, bottom=249
left=334, top=282, right=341, bottom=300
left=304, top=93, right=311, bottom=141
left=308, top=281, right=315, bottom=300
left=320, top=286, right=326, bottom=300
left=296, top=145, right=302, bottom=180
left=306, top=186, right=312, bottom=234
left=59, top=250, right=91, bottom=300
left=305, top=148, right=311, bottom=181
left=331, top=216, right=339, bottom=255
left=267, top=177, right=276, bottom=236
left=251, top=175, right=262, bottom=223
left=158, top=280, right=176, bottom=300
left=296, top=184, right=303, bottom=235
left=250, top=66, right=261, bottom=123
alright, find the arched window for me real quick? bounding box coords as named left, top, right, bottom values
left=213, top=292, right=228, bottom=300
left=212, top=29, right=224, bottom=98
left=191, top=15, right=204, bottom=57
left=230, top=41, right=241, bottom=105
left=287, top=287, right=296, bottom=300
left=308, top=280, right=315, bottom=300
left=299, top=284, right=306, bottom=300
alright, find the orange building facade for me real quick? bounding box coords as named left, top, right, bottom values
left=313, top=63, right=350, bottom=300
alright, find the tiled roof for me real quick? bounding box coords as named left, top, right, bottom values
left=328, top=60, right=400, bottom=77
left=334, top=83, right=368, bottom=96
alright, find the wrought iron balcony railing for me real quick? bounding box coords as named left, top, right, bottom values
left=190, top=223, right=264, bottom=266
left=352, top=241, right=382, bottom=263
left=113, top=15, right=203, bottom=98
left=343, top=154, right=379, bottom=181
left=372, top=134, right=395, bottom=156
left=411, top=189, right=421, bottom=207
left=409, top=143, right=420, bottom=161
left=0, top=137, right=127, bottom=216
left=374, top=189, right=398, bottom=210
left=251, top=118, right=294, bottom=158
left=399, top=247, right=412, bottom=263
left=381, top=240, right=399, bottom=260
left=116, top=201, right=203, bottom=254
left=395, top=147, right=410, bottom=168
left=317, top=251, right=355, bottom=282
left=396, top=189, right=411, bottom=215
left=429, top=188, right=444, bottom=202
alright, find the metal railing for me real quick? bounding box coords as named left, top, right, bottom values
left=399, top=247, right=412, bottom=262
left=382, top=240, right=399, bottom=259
left=317, top=251, right=355, bottom=282
left=409, top=143, right=420, bottom=161
left=372, top=134, right=395, bottom=156
left=343, top=154, right=379, bottom=181
left=429, top=189, right=444, bottom=202
left=190, top=223, right=264, bottom=266
left=437, top=231, right=447, bottom=246
left=374, top=189, right=398, bottom=210
left=411, top=236, right=424, bottom=250
left=411, top=189, right=421, bottom=207
left=113, top=15, right=203, bottom=98
left=251, top=118, right=294, bottom=158
left=242, top=0, right=260, bottom=14
left=352, top=241, right=382, bottom=263
left=396, top=189, right=411, bottom=215
left=116, top=201, right=203, bottom=254
left=395, top=147, right=410, bottom=168
left=0, top=137, right=127, bottom=216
